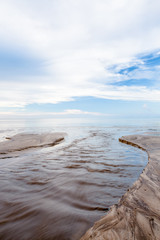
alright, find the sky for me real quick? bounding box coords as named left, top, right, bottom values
left=0, top=0, right=160, bottom=120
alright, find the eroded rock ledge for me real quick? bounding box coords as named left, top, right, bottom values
left=0, top=132, right=66, bottom=154
left=81, top=135, right=160, bottom=240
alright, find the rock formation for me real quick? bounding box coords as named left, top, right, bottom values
left=81, top=135, right=160, bottom=240
left=0, top=132, right=66, bottom=154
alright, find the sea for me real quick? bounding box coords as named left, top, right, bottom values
left=0, top=117, right=159, bottom=240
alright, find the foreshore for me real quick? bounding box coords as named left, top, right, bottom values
left=81, top=134, right=160, bottom=240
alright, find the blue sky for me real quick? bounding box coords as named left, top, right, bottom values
left=0, top=0, right=160, bottom=119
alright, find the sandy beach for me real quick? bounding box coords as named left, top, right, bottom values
left=81, top=134, right=160, bottom=240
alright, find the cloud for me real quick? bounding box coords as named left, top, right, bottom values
left=61, top=109, right=107, bottom=116
left=109, top=51, right=160, bottom=88
left=0, top=0, right=160, bottom=109
left=0, top=109, right=110, bottom=118
left=143, top=104, right=148, bottom=109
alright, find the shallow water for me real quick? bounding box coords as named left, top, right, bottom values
left=0, top=121, right=157, bottom=240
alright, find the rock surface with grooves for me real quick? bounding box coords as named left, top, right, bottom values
left=0, top=132, right=66, bottom=154
left=81, top=135, right=160, bottom=240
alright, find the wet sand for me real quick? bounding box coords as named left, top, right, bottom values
left=81, top=135, right=160, bottom=240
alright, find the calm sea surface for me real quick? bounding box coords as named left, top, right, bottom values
left=0, top=118, right=159, bottom=240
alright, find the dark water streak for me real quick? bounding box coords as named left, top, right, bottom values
left=0, top=127, right=148, bottom=240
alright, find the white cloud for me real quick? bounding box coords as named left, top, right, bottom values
left=0, top=109, right=110, bottom=118
left=62, top=109, right=107, bottom=116
left=1, top=0, right=160, bottom=108
left=143, top=104, right=148, bottom=109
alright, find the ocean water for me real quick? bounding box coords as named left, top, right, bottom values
left=0, top=118, right=159, bottom=240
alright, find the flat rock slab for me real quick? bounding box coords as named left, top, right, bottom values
left=81, top=135, right=160, bottom=240
left=0, top=132, right=66, bottom=154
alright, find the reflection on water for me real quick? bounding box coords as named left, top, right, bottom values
left=0, top=123, right=152, bottom=240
